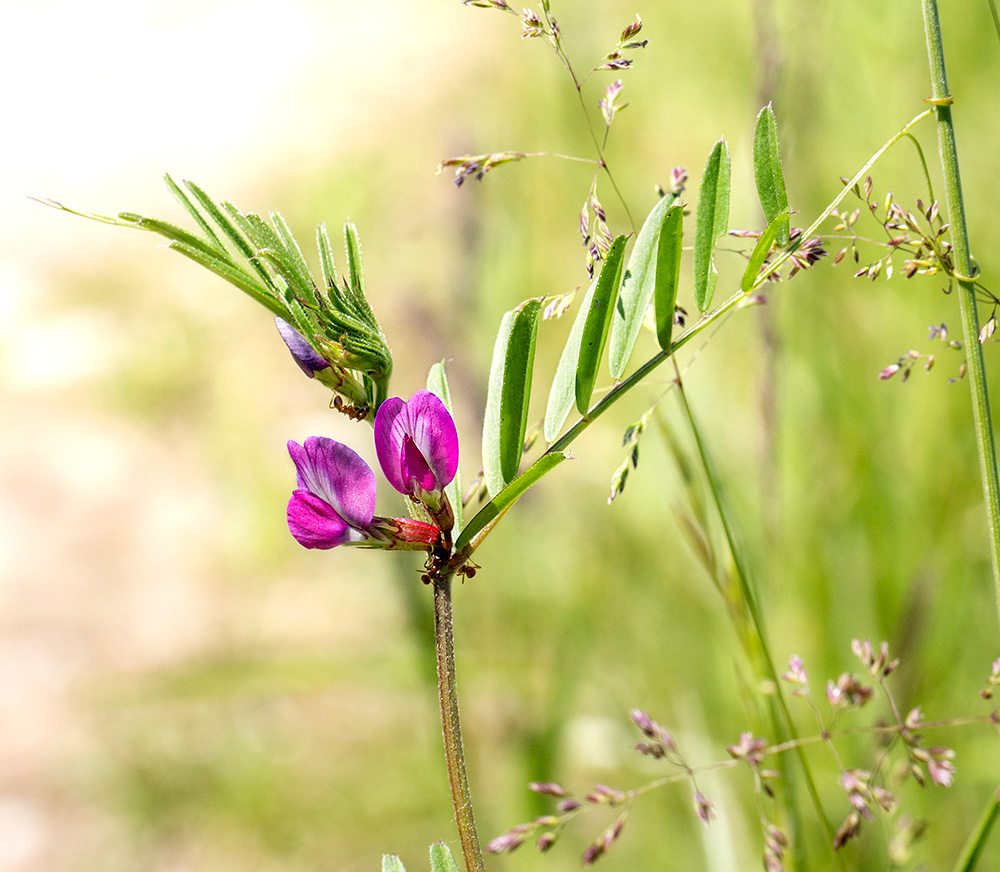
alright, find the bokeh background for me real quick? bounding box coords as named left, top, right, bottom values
left=4, top=0, right=1000, bottom=869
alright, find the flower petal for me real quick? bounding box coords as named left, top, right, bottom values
left=374, top=391, right=459, bottom=496
left=287, top=437, right=376, bottom=530
left=374, top=397, right=408, bottom=494
left=275, top=317, right=330, bottom=377
left=287, top=488, right=356, bottom=549
left=405, top=390, right=459, bottom=488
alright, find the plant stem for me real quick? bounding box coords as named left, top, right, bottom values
left=921, top=0, right=1000, bottom=621
left=433, top=574, right=486, bottom=872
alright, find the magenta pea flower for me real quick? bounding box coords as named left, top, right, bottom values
left=286, top=436, right=377, bottom=549
left=375, top=390, right=459, bottom=512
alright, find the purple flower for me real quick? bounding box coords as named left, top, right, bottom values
left=286, top=437, right=376, bottom=548
left=275, top=317, right=330, bottom=378
left=374, top=390, right=459, bottom=502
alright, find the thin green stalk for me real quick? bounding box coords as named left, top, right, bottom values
left=950, top=789, right=1000, bottom=872
left=921, top=0, right=1000, bottom=621
left=433, top=574, right=486, bottom=872
left=673, top=368, right=841, bottom=867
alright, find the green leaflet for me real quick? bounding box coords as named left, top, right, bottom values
left=655, top=203, right=684, bottom=352
left=692, top=139, right=731, bottom=311
left=741, top=212, right=790, bottom=294
left=483, top=300, right=541, bottom=496
left=753, top=104, right=791, bottom=247
left=483, top=311, right=514, bottom=497
left=428, top=844, right=460, bottom=872
left=427, top=360, right=463, bottom=537
left=454, top=452, right=567, bottom=555
left=608, top=193, right=680, bottom=378
left=381, top=857, right=406, bottom=872
left=543, top=277, right=597, bottom=443
left=575, top=235, right=628, bottom=416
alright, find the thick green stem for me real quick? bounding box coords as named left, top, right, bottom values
left=921, top=0, right=1000, bottom=621
left=433, top=575, right=486, bottom=872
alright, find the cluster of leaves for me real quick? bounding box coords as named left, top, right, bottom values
left=489, top=640, right=989, bottom=870
left=39, top=178, right=393, bottom=413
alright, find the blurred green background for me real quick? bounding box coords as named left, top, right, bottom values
left=4, top=0, right=1000, bottom=869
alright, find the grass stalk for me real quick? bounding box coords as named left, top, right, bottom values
left=672, top=367, right=841, bottom=868
left=950, top=789, right=1000, bottom=872
left=921, top=0, right=1000, bottom=622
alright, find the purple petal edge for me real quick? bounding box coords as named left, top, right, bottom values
left=275, top=317, right=330, bottom=377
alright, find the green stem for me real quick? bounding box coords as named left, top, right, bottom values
left=433, top=575, right=486, bottom=872
left=921, top=0, right=1000, bottom=622
left=950, top=788, right=1000, bottom=872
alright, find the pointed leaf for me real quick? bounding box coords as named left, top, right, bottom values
left=427, top=361, right=463, bottom=537
left=429, top=844, right=461, bottom=872
left=500, top=298, right=541, bottom=483
left=693, top=139, right=731, bottom=311
left=482, top=300, right=541, bottom=495
left=184, top=182, right=274, bottom=290
left=168, top=241, right=292, bottom=320
left=609, top=193, right=680, bottom=377
left=544, top=277, right=597, bottom=442
left=272, top=210, right=318, bottom=307
left=575, top=235, right=627, bottom=415
left=655, top=203, right=684, bottom=351
left=164, top=173, right=225, bottom=254
left=344, top=221, right=367, bottom=307
left=483, top=310, right=515, bottom=497
left=316, top=223, right=340, bottom=294
left=741, top=212, right=790, bottom=293
left=382, top=857, right=406, bottom=872
left=753, top=104, right=790, bottom=246
left=454, top=452, right=567, bottom=555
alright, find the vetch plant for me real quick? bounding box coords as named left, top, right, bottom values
left=39, top=0, right=1000, bottom=868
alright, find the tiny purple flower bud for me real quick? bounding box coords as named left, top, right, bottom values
left=286, top=437, right=376, bottom=548
left=275, top=317, right=330, bottom=378
left=375, top=390, right=459, bottom=503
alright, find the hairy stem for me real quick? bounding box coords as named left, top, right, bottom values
left=921, top=0, right=1000, bottom=621
left=433, top=574, right=486, bottom=872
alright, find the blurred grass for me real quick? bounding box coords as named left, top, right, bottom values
left=7, top=0, right=1000, bottom=870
